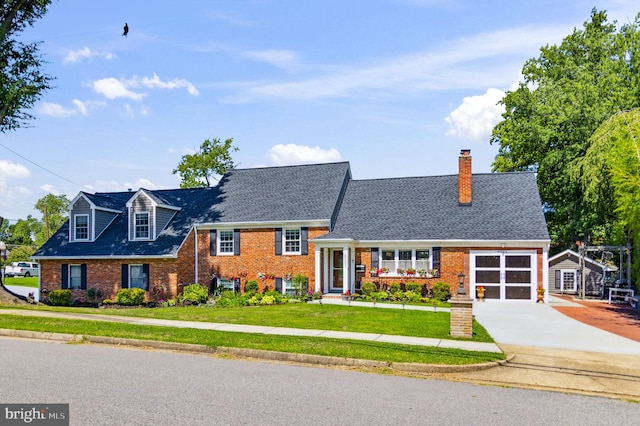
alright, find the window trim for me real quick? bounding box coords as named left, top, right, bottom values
left=128, top=264, right=149, bottom=290
left=283, top=228, right=301, bottom=255
left=74, top=214, right=89, bottom=241
left=217, top=230, right=235, bottom=256
left=377, top=248, right=433, bottom=276
left=134, top=212, right=150, bottom=240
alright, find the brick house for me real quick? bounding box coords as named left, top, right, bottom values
left=33, top=150, right=550, bottom=302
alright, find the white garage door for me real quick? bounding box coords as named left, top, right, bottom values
left=471, top=251, right=536, bottom=300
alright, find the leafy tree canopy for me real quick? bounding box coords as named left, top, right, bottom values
left=172, top=138, right=238, bottom=188
left=1, top=0, right=55, bottom=132
left=491, top=9, right=640, bottom=249
left=34, top=193, right=68, bottom=245
left=7, top=244, right=35, bottom=263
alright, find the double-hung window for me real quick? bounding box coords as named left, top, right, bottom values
left=69, top=265, right=83, bottom=289
left=378, top=249, right=432, bottom=274
left=416, top=250, right=430, bottom=271
left=284, top=229, right=301, bottom=254
left=134, top=212, right=150, bottom=239
left=219, top=230, right=234, bottom=254
left=129, top=265, right=148, bottom=290
left=381, top=250, right=395, bottom=272
left=75, top=214, right=89, bottom=240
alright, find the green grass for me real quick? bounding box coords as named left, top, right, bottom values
left=3, top=276, right=39, bottom=288
left=1, top=303, right=494, bottom=342
left=0, top=315, right=504, bottom=365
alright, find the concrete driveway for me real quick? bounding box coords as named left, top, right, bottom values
left=473, top=296, right=640, bottom=355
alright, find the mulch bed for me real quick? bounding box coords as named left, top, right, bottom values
left=553, top=294, right=640, bottom=343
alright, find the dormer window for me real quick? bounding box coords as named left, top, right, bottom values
left=74, top=214, right=89, bottom=240
left=134, top=212, right=150, bottom=239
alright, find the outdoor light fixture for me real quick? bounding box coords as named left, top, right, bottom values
left=457, top=272, right=466, bottom=295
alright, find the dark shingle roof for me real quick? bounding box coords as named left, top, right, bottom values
left=34, top=162, right=351, bottom=258
left=316, top=172, right=549, bottom=241
left=204, top=162, right=350, bottom=223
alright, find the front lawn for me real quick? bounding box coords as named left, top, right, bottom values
left=0, top=315, right=504, bottom=365
left=2, top=276, right=39, bottom=288
left=2, top=303, right=494, bottom=342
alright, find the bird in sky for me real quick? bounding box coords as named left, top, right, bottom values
left=123, top=23, right=129, bottom=37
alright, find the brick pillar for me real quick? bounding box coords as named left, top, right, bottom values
left=449, top=295, right=473, bottom=338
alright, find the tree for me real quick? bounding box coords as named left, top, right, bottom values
left=34, top=193, right=68, bottom=244
left=576, top=109, right=640, bottom=286
left=491, top=9, right=640, bottom=249
left=1, top=0, right=55, bottom=132
left=6, top=215, right=41, bottom=246
left=172, top=138, right=238, bottom=188
left=7, top=244, right=35, bottom=263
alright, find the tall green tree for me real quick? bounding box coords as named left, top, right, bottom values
left=6, top=215, right=41, bottom=246
left=172, top=138, right=238, bottom=188
left=1, top=0, right=55, bottom=132
left=34, top=193, right=68, bottom=244
left=491, top=9, right=640, bottom=249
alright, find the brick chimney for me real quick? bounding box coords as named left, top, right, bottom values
left=458, top=149, right=472, bottom=206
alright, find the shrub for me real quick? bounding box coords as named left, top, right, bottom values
left=361, top=282, right=376, bottom=295
left=115, top=288, right=145, bottom=306
left=182, top=283, right=209, bottom=305
left=264, top=290, right=284, bottom=304
left=87, top=287, right=103, bottom=304
left=402, top=290, right=421, bottom=303
left=432, top=282, right=451, bottom=302
left=48, top=289, right=72, bottom=306
left=388, top=282, right=401, bottom=294
left=244, top=280, right=259, bottom=295
left=216, top=291, right=248, bottom=307
left=406, top=282, right=422, bottom=294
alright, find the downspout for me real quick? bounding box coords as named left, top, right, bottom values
left=194, top=226, right=199, bottom=284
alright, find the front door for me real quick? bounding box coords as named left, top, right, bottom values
left=330, top=250, right=343, bottom=292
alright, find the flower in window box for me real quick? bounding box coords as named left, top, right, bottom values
left=267, top=274, right=275, bottom=280
left=257, top=272, right=266, bottom=279
left=380, top=267, right=389, bottom=274
left=396, top=268, right=405, bottom=276
left=417, top=269, right=428, bottom=278
left=406, top=268, right=416, bottom=276
left=429, top=269, right=439, bottom=278
left=284, top=273, right=292, bottom=281
left=369, top=269, right=378, bottom=277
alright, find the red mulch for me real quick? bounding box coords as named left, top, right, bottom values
left=552, top=294, right=640, bottom=343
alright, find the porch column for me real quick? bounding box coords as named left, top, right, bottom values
left=323, top=248, right=329, bottom=292
left=343, top=246, right=350, bottom=294
left=542, top=246, right=549, bottom=303
left=314, top=246, right=321, bottom=293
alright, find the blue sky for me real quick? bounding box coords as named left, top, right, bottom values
left=1, top=0, right=638, bottom=223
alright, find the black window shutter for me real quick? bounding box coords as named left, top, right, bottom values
left=275, top=228, right=282, bottom=256
left=555, top=269, right=561, bottom=289
left=61, top=264, right=68, bottom=289
left=121, top=264, right=129, bottom=288
left=210, top=230, right=217, bottom=256
left=432, top=247, right=441, bottom=272
left=143, top=264, right=150, bottom=291
left=301, top=227, right=308, bottom=255
left=275, top=277, right=282, bottom=292
left=80, top=264, right=87, bottom=290
left=234, top=229, right=240, bottom=256
left=371, top=248, right=379, bottom=269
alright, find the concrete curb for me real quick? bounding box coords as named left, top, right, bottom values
left=0, top=328, right=507, bottom=374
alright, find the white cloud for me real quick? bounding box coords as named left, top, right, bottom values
left=63, top=47, right=114, bottom=64
left=39, top=102, right=77, bottom=117
left=243, top=49, right=299, bottom=69
left=266, top=144, right=342, bottom=166
left=0, top=161, right=32, bottom=220
left=445, top=88, right=505, bottom=142
left=39, top=184, right=60, bottom=195
left=0, top=160, right=30, bottom=181
left=91, top=178, right=163, bottom=193
left=141, top=73, right=199, bottom=96
left=39, top=99, right=105, bottom=117
left=93, top=78, right=146, bottom=100
left=226, top=24, right=569, bottom=102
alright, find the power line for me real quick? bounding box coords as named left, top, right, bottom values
left=0, top=142, right=94, bottom=192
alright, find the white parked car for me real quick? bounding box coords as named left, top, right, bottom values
left=5, top=262, right=40, bottom=277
